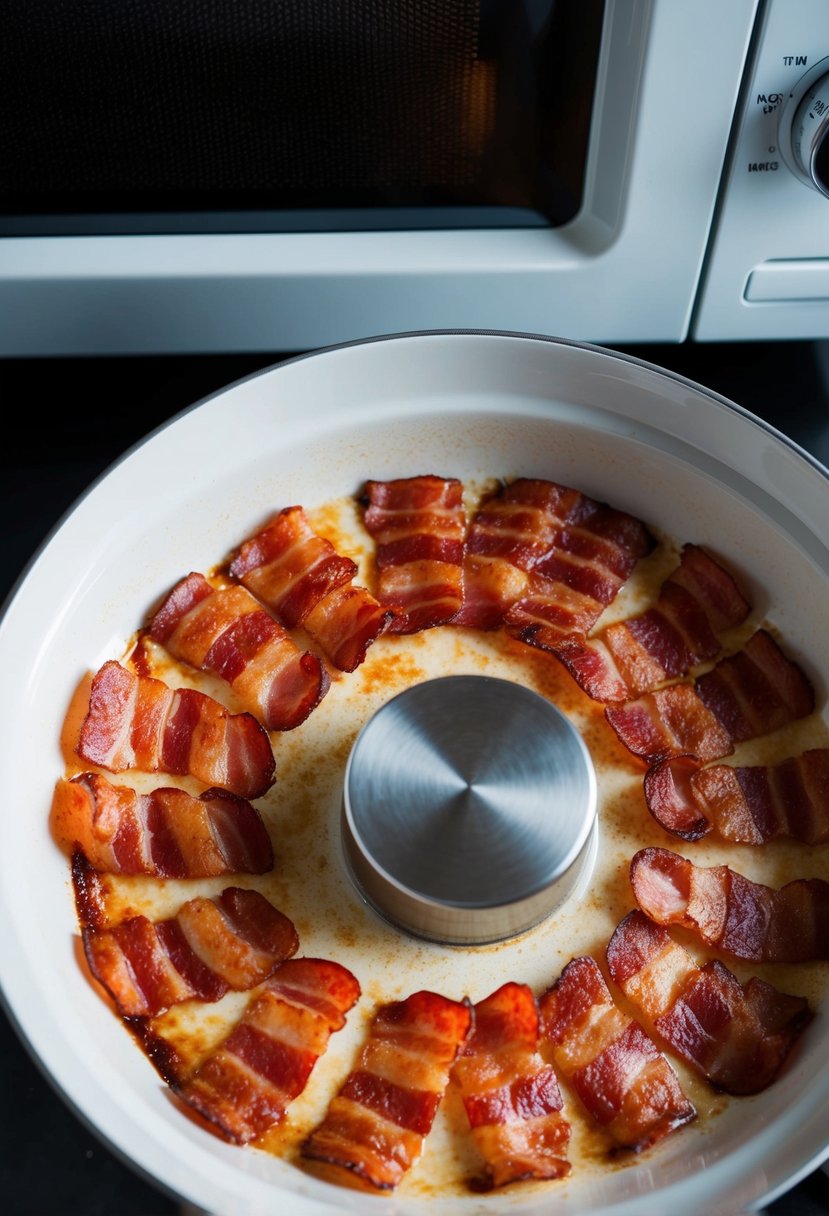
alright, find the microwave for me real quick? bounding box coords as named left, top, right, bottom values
left=3, top=0, right=829, bottom=355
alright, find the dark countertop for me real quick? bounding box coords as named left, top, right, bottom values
left=2, top=339, right=828, bottom=1216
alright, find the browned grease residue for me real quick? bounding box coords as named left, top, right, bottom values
left=56, top=493, right=829, bottom=1203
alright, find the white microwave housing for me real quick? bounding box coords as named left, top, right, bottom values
left=4, top=0, right=825, bottom=355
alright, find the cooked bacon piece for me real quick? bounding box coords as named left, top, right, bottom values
left=361, top=476, right=466, bottom=633
left=554, top=546, right=750, bottom=702
left=630, top=847, right=829, bottom=963
left=149, top=572, right=329, bottom=730
left=452, top=982, right=570, bottom=1188
left=302, top=989, right=471, bottom=1191
left=79, top=886, right=299, bottom=1017
left=504, top=491, right=654, bottom=652
left=174, top=957, right=360, bottom=1144
left=229, top=507, right=391, bottom=671
left=54, top=773, right=274, bottom=877
left=606, top=630, right=814, bottom=764
left=77, top=660, right=275, bottom=798
left=539, top=956, right=695, bottom=1152
left=454, top=479, right=569, bottom=629
left=645, top=749, right=829, bottom=845
left=606, top=910, right=811, bottom=1094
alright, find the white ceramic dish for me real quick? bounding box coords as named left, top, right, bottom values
left=2, top=331, right=828, bottom=1216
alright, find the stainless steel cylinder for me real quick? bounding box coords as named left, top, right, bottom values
left=342, top=674, right=597, bottom=945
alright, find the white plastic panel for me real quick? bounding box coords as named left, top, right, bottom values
left=694, top=0, right=829, bottom=339
left=0, top=0, right=757, bottom=354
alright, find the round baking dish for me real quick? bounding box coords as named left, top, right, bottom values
left=0, top=331, right=827, bottom=1216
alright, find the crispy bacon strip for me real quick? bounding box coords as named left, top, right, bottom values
left=605, top=630, right=814, bottom=764
left=554, top=545, right=750, bottom=702
left=302, top=989, right=471, bottom=1191
left=149, top=572, right=329, bottom=730
left=606, top=910, right=811, bottom=1094
left=361, top=476, right=466, bottom=633
left=54, top=773, right=274, bottom=876
left=229, top=507, right=392, bottom=671
left=77, top=660, right=276, bottom=798
left=78, top=886, right=299, bottom=1017
left=454, top=480, right=567, bottom=629
left=452, top=982, right=570, bottom=1188
left=539, top=956, right=695, bottom=1152
left=645, top=749, right=829, bottom=845
left=504, top=487, right=654, bottom=652
left=173, top=957, right=360, bottom=1144
left=630, top=847, right=829, bottom=963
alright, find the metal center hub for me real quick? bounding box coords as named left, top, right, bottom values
left=342, top=674, right=597, bottom=945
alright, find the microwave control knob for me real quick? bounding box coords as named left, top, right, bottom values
left=789, top=71, right=829, bottom=196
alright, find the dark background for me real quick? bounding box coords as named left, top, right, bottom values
left=1, top=339, right=828, bottom=1215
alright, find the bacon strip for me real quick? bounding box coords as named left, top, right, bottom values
left=173, top=957, right=361, bottom=1144
left=539, top=956, right=695, bottom=1152
left=645, top=749, right=829, bottom=844
left=606, top=910, right=811, bottom=1094
left=78, top=886, right=299, bottom=1017
left=553, top=545, right=750, bottom=702
left=452, top=982, right=570, bottom=1188
left=503, top=488, right=654, bottom=652
left=302, top=989, right=471, bottom=1191
left=361, top=476, right=466, bottom=633
left=149, top=572, right=329, bottom=730
left=53, top=773, right=274, bottom=877
left=630, top=847, right=829, bottom=963
left=229, top=507, right=392, bottom=671
left=77, top=660, right=276, bottom=799
left=605, top=630, right=814, bottom=764
left=454, top=480, right=568, bottom=629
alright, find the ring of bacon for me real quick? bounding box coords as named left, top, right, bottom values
left=77, top=660, right=276, bottom=799
left=53, top=773, right=274, bottom=877
left=360, top=476, right=466, bottom=634
left=630, top=847, right=829, bottom=963
left=301, top=989, right=471, bottom=1191
left=451, top=982, right=571, bottom=1189
left=78, top=885, right=299, bottom=1018
left=605, top=629, right=814, bottom=765
left=606, top=910, right=812, bottom=1095
left=172, top=957, right=361, bottom=1145
left=149, top=572, right=329, bottom=731
left=229, top=506, right=392, bottom=672
left=552, top=544, right=750, bottom=703
left=644, top=749, right=829, bottom=844
left=539, top=955, right=696, bottom=1153
left=56, top=470, right=829, bottom=1192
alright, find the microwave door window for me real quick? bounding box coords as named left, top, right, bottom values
left=0, top=0, right=605, bottom=235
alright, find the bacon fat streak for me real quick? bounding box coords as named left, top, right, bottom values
left=452, top=982, right=570, bottom=1188
left=644, top=750, right=829, bottom=844
left=606, top=630, right=814, bottom=765
left=606, top=911, right=811, bottom=1094
left=554, top=545, right=750, bottom=703
left=150, top=572, right=329, bottom=730
left=361, top=476, right=466, bottom=633
left=78, top=886, right=299, bottom=1017
left=630, top=847, right=829, bottom=963
left=302, top=989, right=471, bottom=1191
left=174, top=957, right=361, bottom=1144
left=77, top=660, right=276, bottom=799
left=54, top=773, right=274, bottom=877
left=229, top=506, right=392, bottom=671
left=540, top=956, right=695, bottom=1152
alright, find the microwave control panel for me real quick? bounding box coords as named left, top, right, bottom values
left=694, top=0, right=829, bottom=339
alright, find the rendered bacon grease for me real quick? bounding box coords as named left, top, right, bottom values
left=56, top=472, right=828, bottom=1199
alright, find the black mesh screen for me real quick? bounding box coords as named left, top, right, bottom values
left=0, top=0, right=605, bottom=231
